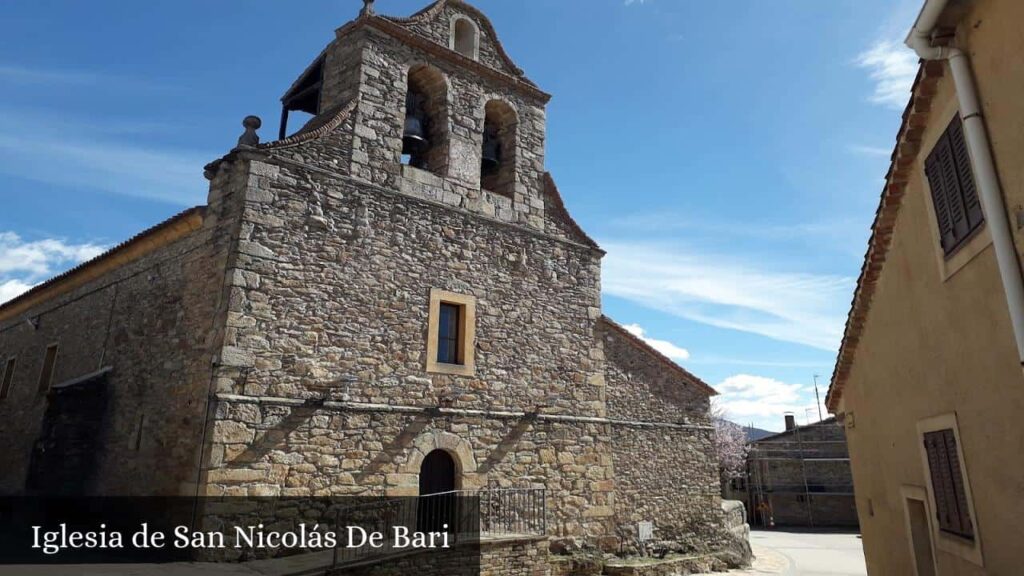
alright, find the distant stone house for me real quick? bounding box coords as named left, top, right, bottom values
left=0, top=0, right=748, bottom=571
left=730, top=416, right=858, bottom=529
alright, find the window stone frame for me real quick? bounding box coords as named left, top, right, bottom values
left=919, top=107, right=992, bottom=283
left=426, top=288, right=476, bottom=376
left=916, top=413, right=983, bottom=566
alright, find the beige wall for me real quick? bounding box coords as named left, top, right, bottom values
left=840, top=1, right=1024, bottom=574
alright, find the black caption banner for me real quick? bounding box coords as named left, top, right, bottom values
left=0, top=496, right=482, bottom=573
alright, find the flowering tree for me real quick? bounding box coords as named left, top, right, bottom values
left=711, top=403, right=749, bottom=488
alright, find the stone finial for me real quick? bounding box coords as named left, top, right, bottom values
left=360, top=0, right=375, bottom=17
left=237, top=115, right=262, bottom=147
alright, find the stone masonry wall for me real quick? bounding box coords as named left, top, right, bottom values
left=320, top=23, right=550, bottom=232
left=338, top=536, right=550, bottom=576
left=206, top=398, right=617, bottom=538
left=202, top=150, right=615, bottom=538
left=0, top=155, right=247, bottom=496
left=601, top=322, right=711, bottom=424
left=599, top=321, right=728, bottom=554
left=210, top=154, right=603, bottom=413
left=769, top=494, right=859, bottom=528
left=608, top=427, right=726, bottom=553
left=392, top=3, right=522, bottom=78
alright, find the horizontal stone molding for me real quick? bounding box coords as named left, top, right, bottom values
left=213, top=393, right=714, bottom=431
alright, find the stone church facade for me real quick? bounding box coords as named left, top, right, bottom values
left=0, top=0, right=745, bottom=570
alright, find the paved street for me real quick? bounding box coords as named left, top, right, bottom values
left=709, top=529, right=867, bottom=576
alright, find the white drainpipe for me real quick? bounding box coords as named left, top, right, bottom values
left=906, top=0, right=1024, bottom=364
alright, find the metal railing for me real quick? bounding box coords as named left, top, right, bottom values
left=330, top=488, right=545, bottom=569
left=479, top=487, right=546, bottom=537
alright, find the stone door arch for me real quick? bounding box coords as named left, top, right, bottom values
left=386, top=431, right=483, bottom=496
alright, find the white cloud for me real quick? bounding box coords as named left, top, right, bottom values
left=0, top=279, right=34, bottom=304
left=624, top=0, right=648, bottom=5
left=855, top=40, right=918, bottom=110
left=713, top=374, right=828, bottom=431
left=0, top=232, right=105, bottom=276
left=621, top=323, right=690, bottom=360
left=602, top=242, right=852, bottom=351
left=0, top=232, right=106, bottom=305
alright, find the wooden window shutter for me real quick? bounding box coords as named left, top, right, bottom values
left=948, top=118, right=984, bottom=229
left=924, top=115, right=984, bottom=255
left=924, top=431, right=956, bottom=533
left=941, top=429, right=975, bottom=538
left=923, top=429, right=974, bottom=540
left=925, top=146, right=957, bottom=252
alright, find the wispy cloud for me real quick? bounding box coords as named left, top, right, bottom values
left=624, top=0, right=648, bottom=5
left=621, top=323, right=690, bottom=361
left=855, top=40, right=918, bottom=109
left=608, top=214, right=861, bottom=242
left=0, top=107, right=213, bottom=205
left=602, top=242, right=852, bottom=351
left=686, top=356, right=827, bottom=369
left=0, top=232, right=106, bottom=304
left=848, top=144, right=892, bottom=157
left=0, top=64, right=104, bottom=86
left=713, top=373, right=827, bottom=431
left=0, top=63, right=179, bottom=91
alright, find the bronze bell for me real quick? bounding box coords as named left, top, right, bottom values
left=402, top=93, right=428, bottom=156
left=481, top=126, right=501, bottom=174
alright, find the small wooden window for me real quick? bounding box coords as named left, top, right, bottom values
left=0, top=357, right=16, bottom=400
left=426, top=289, right=476, bottom=376
left=924, top=115, right=984, bottom=255
left=923, top=429, right=974, bottom=540
left=37, top=344, right=58, bottom=395
left=437, top=303, right=461, bottom=365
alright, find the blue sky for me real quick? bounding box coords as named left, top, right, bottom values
left=0, top=0, right=924, bottom=431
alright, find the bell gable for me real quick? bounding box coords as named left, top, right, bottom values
left=380, top=0, right=532, bottom=82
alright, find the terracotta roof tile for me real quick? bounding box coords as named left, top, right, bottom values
left=826, top=59, right=945, bottom=412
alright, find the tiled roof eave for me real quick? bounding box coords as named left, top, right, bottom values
left=826, top=59, right=945, bottom=412
left=0, top=207, right=207, bottom=324
left=600, top=315, right=718, bottom=396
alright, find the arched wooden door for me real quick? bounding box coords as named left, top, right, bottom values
left=419, top=449, right=456, bottom=495
left=418, top=450, right=457, bottom=533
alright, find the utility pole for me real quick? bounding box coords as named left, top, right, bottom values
left=812, top=374, right=823, bottom=422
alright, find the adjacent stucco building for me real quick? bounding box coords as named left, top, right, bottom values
left=0, top=1, right=748, bottom=571
left=827, top=0, right=1024, bottom=574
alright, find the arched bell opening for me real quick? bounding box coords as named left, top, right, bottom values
left=451, top=17, right=479, bottom=60
left=402, top=64, right=449, bottom=176
left=480, top=100, right=517, bottom=197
